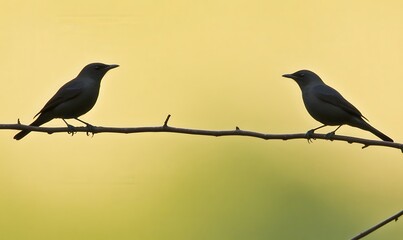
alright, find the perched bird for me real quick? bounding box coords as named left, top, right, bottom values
left=283, top=69, right=393, bottom=142
left=14, top=62, right=119, bottom=140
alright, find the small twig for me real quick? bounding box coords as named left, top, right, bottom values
left=163, top=114, right=171, bottom=127
left=351, top=210, right=403, bottom=240
left=3, top=116, right=403, bottom=151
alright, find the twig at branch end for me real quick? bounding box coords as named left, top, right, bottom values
left=351, top=210, right=403, bottom=240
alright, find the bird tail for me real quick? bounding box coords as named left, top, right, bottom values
left=14, top=114, right=52, bottom=140
left=353, top=119, right=393, bottom=142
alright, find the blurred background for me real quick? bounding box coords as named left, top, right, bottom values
left=1, top=1, right=403, bottom=239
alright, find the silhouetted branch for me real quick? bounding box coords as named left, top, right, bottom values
left=351, top=210, right=403, bottom=240
left=2, top=115, right=402, bottom=151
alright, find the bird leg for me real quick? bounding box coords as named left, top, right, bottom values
left=75, top=118, right=95, bottom=136
left=306, top=125, right=326, bottom=143
left=62, top=119, right=76, bottom=136
left=325, top=125, right=342, bottom=139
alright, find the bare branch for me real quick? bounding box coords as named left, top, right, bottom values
left=8, top=116, right=402, bottom=239
left=351, top=210, right=403, bottom=240
left=3, top=117, right=403, bottom=151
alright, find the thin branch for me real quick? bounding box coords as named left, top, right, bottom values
left=351, top=210, right=403, bottom=240
left=2, top=115, right=402, bottom=151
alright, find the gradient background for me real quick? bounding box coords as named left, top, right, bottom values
left=1, top=1, right=403, bottom=239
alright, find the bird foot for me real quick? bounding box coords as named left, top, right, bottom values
left=85, top=123, right=95, bottom=137
left=325, top=131, right=336, bottom=139
left=305, top=130, right=315, bottom=143
left=74, top=118, right=95, bottom=137
left=66, top=124, right=77, bottom=136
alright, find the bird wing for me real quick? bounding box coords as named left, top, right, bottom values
left=34, top=81, right=82, bottom=118
left=314, top=84, right=368, bottom=121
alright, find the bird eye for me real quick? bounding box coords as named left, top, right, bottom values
left=94, top=65, right=101, bottom=70
left=299, top=73, right=305, bottom=77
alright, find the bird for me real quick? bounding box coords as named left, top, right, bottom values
left=282, top=69, right=393, bottom=142
left=14, top=62, right=119, bottom=140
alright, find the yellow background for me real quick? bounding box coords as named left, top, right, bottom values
left=1, top=1, right=403, bottom=239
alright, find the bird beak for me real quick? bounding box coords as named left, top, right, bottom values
left=282, top=73, right=295, bottom=79
left=106, top=64, right=119, bottom=70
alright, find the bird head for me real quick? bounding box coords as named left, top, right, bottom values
left=282, top=69, right=324, bottom=89
left=79, top=63, right=119, bottom=81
